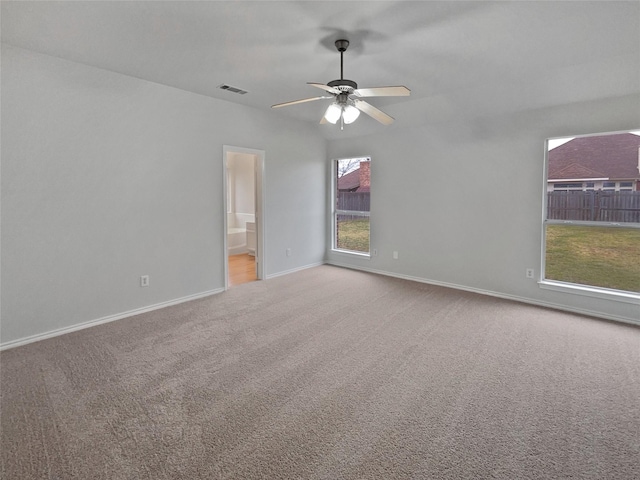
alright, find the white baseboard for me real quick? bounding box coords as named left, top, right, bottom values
left=0, top=288, right=225, bottom=351
left=266, top=262, right=325, bottom=280
left=4, top=262, right=636, bottom=351
left=228, top=246, right=249, bottom=256
left=327, top=261, right=640, bottom=327
left=2, top=262, right=321, bottom=351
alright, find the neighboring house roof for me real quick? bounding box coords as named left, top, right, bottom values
left=548, top=133, right=640, bottom=180
left=337, top=161, right=371, bottom=192
left=337, top=168, right=361, bottom=191
left=553, top=163, right=606, bottom=180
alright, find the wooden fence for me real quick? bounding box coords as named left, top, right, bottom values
left=337, top=192, right=370, bottom=221
left=337, top=191, right=640, bottom=223
left=547, top=191, right=640, bottom=223
left=337, top=192, right=370, bottom=212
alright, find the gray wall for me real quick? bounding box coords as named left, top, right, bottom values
left=1, top=45, right=327, bottom=345
left=227, top=153, right=255, bottom=219
left=326, top=93, right=640, bottom=324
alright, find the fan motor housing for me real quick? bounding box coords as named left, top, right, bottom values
left=328, top=79, right=358, bottom=92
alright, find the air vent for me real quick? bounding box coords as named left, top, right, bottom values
left=217, top=84, right=248, bottom=95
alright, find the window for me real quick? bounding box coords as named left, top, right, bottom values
left=550, top=182, right=597, bottom=192
left=553, top=183, right=583, bottom=191
left=544, top=131, right=640, bottom=296
left=333, top=157, right=371, bottom=254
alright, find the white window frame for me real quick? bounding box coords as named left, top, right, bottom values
left=331, top=156, right=371, bottom=257
left=541, top=132, right=640, bottom=304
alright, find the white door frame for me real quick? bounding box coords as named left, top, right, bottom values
left=223, top=145, right=266, bottom=289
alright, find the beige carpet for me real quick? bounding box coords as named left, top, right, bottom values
left=2, top=265, right=639, bottom=479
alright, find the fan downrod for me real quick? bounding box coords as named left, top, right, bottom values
left=331, top=39, right=357, bottom=90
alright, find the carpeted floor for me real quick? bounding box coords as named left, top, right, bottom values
left=2, top=265, right=639, bottom=479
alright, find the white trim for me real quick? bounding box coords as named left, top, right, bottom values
left=327, top=261, right=640, bottom=327
left=0, top=288, right=224, bottom=351
left=330, top=248, right=371, bottom=258
left=4, top=264, right=636, bottom=351
left=541, top=141, right=550, bottom=292
left=265, top=262, right=325, bottom=280
left=222, top=149, right=230, bottom=289
left=539, top=280, right=640, bottom=305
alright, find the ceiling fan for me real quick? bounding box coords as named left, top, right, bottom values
left=272, top=39, right=410, bottom=128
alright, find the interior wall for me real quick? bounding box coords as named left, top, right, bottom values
left=327, top=93, right=640, bottom=324
left=1, top=44, right=327, bottom=346
left=229, top=153, right=255, bottom=220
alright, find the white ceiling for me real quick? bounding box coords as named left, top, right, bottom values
left=2, top=1, right=639, bottom=139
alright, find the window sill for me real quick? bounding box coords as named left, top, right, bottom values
left=539, top=280, right=640, bottom=305
left=330, top=249, right=371, bottom=259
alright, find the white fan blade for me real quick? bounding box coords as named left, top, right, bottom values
left=354, top=99, right=395, bottom=125
left=307, top=82, right=341, bottom=95
left=352, top=86, right=411, bottom=97
left=272, top=96, right=330, bottom=108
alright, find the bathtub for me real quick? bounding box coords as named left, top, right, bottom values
left=228, top=227, right=248, bottom=255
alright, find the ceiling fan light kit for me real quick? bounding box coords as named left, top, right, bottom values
left=324, top=103, right=342, bottom=124
left=272, top=39, right=410, bottom=128
left=342, top=104, right=360, bottom=124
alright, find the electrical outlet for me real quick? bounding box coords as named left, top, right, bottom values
left=140, top=275, right=149, bottom=287
left=286, top=248, right=291, bottom=257
left=526, top=268, right=534, bottom=279
left=393, top=251, right=399, bottom=260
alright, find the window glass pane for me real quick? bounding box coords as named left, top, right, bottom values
left=545, top=225, right=640, bottom=292
left=335, top=158, right=370, bottom=254
left=336, top=214, right=370, bottom=253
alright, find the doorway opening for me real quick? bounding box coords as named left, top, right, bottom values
left=223, top=146, right=265, bottom=288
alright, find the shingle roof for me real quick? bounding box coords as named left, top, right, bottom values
left=553, top=163, right=606, bottom=179
left=548, top=133, right=640, bottom=180
left=337, top=168, right=360, bottom=191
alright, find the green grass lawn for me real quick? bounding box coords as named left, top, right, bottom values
left=336, top=219, right=370, bottom=253
left=545, top=225, right=640, bottom=293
